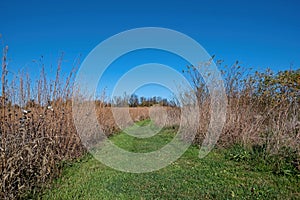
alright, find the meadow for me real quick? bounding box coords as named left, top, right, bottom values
left=0, top=46, right=299, bottom=199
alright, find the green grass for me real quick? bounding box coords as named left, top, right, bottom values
left=112, top=120, right=176, bottom=153
left=40, top=120, right=299, bottom=199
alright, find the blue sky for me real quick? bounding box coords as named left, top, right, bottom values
left=1, top=0, right=299, bottom=98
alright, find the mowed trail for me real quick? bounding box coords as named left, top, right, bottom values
left=41, top=121, right=299, bottom=199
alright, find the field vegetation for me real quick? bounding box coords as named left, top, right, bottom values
left=0, top=45, right=299, bottom=199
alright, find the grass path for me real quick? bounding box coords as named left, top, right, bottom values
left=41, top=121, right=299, bottom=199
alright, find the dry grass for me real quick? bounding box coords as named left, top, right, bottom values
left=0, top=50, right=86, bottom=199
left=96, top=106, right=150, bottom=137
left=0, top=103, right=85, bottom=199
left=181, top=61, right=300, bottom=172
left=0, top=48, right=152, bottom=199
left=0, top=47, right=299, bottom=199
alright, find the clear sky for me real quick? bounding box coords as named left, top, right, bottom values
left=1, top=0, right=299, bottom=98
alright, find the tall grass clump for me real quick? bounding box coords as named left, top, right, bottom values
left=0, top=46, right=156, bottom=198
left=0, top=48, right=87, bottom=199
left=182, top=57, right=300, bottom=175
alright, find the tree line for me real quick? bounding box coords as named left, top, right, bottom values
left=108, top=94, right=177, bottom=107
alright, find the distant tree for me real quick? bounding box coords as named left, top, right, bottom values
left=140, top=96, right=147, bottom=106
left=129, top=94, right=139, bottom=107
left=160, top=98, right=169, bottom=106
left=156, top=96, right=162, bottom=104
left=152, top=96, right=157, bottom=104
